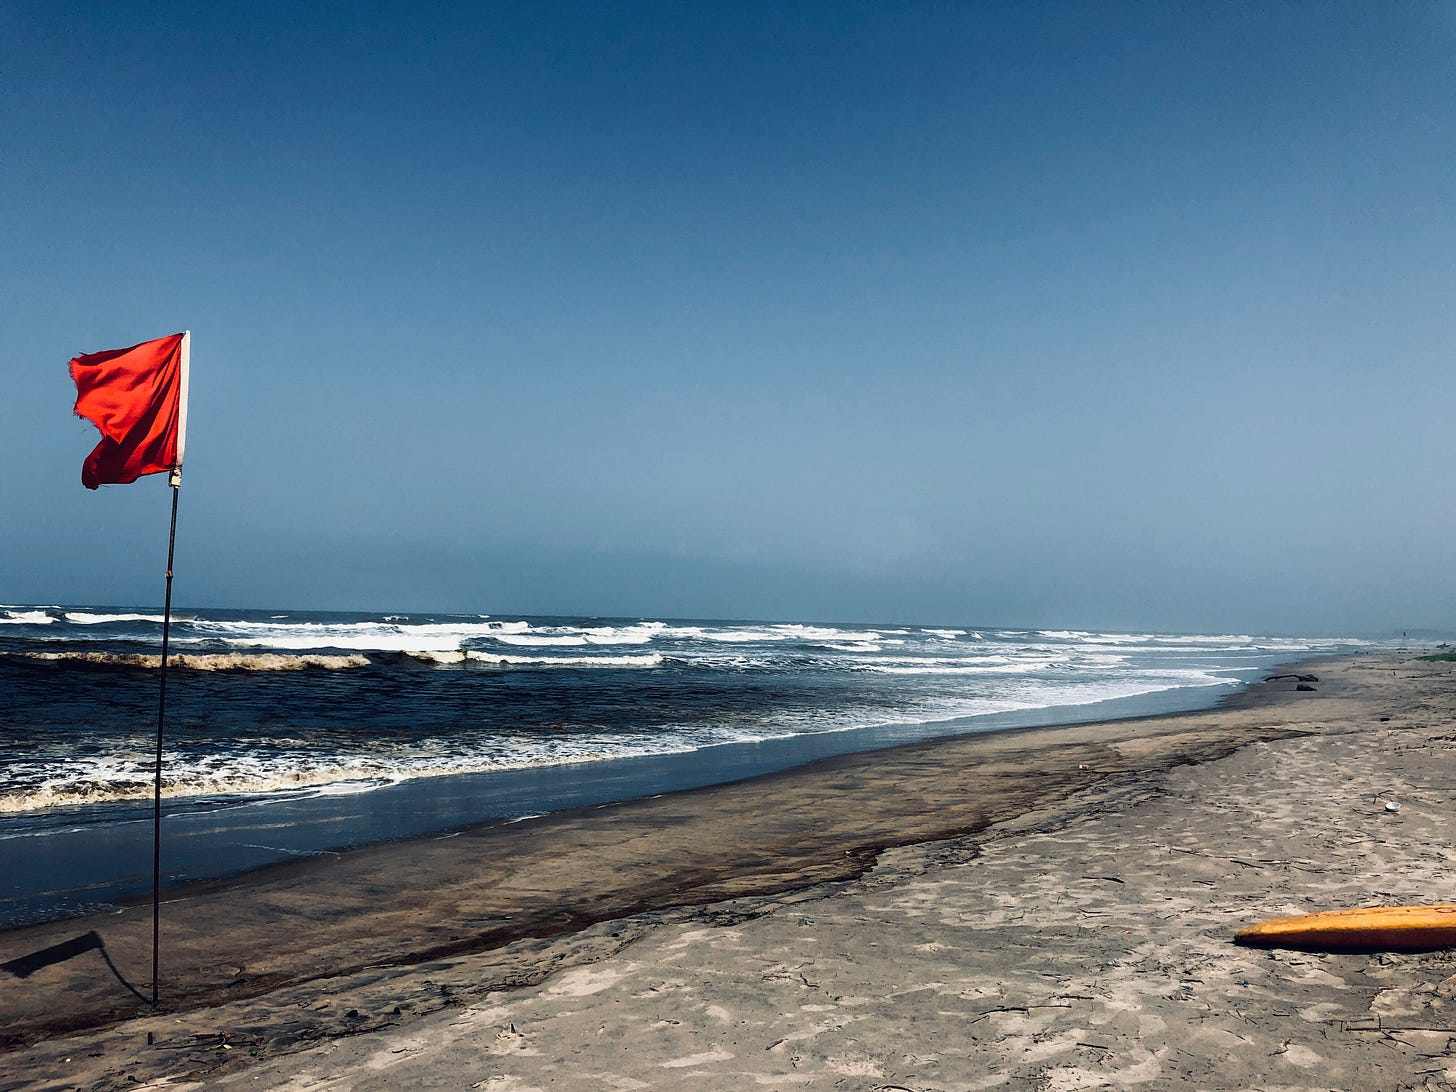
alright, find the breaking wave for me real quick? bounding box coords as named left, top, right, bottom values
left=0, top=609, right=55, bottom=625
left=7, top=649, right=666, bottom=672
left=11, top=651, right=373, bottom=671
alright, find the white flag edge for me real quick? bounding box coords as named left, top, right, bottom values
left=176, top=330, right=190, bottom=470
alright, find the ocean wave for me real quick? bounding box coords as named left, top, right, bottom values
left=11, top=651, right=372, bottom=671
left=399, top=650, right=469, bottom=666
left=0, top=701, right=986, bottom=815
left=6, top=647, right=666, bottom=672
left=863, top=661, right=1056, bottom=675
left=398, top=648, right=630, bottom=667
left=865, top=653, right=1068, bottom=671
left=200, top=618, right=528, bottom=653
left=0, top=733, right=699, bottom=814
left=0, top=760, right=409, bottom=814
left=1011, top=670, right=1238, bottom=704
left=670, top=623, right=885, bottom=644
left=464, top=651, right=664, bottom=668
left=488, top=633, right=592, bottom=647
left=668, top=653, right=760, bottom=670
left=569, top=623, right=667, bottom=645
left=1030, top=629, right=1353, bottom=652
left=0, top=610, right=56, bottom=624
left=62, top=611, right=170, bottom=625
left=410, top=621, right=672, bottom=649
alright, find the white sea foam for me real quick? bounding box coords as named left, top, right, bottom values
left=490, top=633, right=591, bottom=646
left=577, top=624, right=665, bottom=644
left=996, top=670, right=1238, bottom=707
left=669, top=653, right=760, bottom=670
left=1030, top=629, right=1347, bottom=652
left=393, top=649, right=663, bottom=668
left=308, top=779, right=396, bottom=796
left=667, top=627, right=775, bottom=643
left=195, top=618, right=526, bottom=653
left=865, top=661, right=1056, bottom=676
left=874, top=654, right=1044, bottom=668
left=11, top=651, right=372, bottom=671
left=401, top=650, right=468, bottom=666
left=463, top=651, right=664, bottom=668
left=10, top=646, right=661, bottom=671
left=653, top=623, right=880, bottom=644
left=0, top=757, right=405, bottom=814
left=62, top=611, right=168, bottom=625
left=0, top=610, right=54, bottom=624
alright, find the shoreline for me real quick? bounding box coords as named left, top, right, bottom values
left=3, top=651, right=1451, bottom=1088
left=1, top=656, right=1291, bottom=930
left=1, top=655, right=1317, bottom=938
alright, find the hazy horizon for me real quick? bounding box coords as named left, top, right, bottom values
left=5, top=597, right=1443, bottom=644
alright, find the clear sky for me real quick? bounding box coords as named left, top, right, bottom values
left=3, top=1, right=1453, bottom=635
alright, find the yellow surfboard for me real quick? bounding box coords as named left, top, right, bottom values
left=1235, top=905, right=1456, bottom=952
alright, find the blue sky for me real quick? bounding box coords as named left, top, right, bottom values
left=3, top=1, right=1453, bottom=634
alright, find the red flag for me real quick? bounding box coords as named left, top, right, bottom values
left=71, top=332, right=190, bottom=489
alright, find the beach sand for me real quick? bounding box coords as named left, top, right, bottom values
left=4, top=652, right=1456, bottom=1089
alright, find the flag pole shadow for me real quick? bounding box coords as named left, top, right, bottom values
left=0, top=931, right=150, bottom=1005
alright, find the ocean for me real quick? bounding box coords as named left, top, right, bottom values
left=0, top=605, right=1373, bottom=927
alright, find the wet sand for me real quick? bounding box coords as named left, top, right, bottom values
left=4, top=652, right=1455, bottom=1089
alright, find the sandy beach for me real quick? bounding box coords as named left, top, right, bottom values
left=5, top=651, right=1456, bottom=1089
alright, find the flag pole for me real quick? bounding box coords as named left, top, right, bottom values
left=151, top=470, right=180, bottom=1006
left=151, top=330, right=188, bottom=1008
